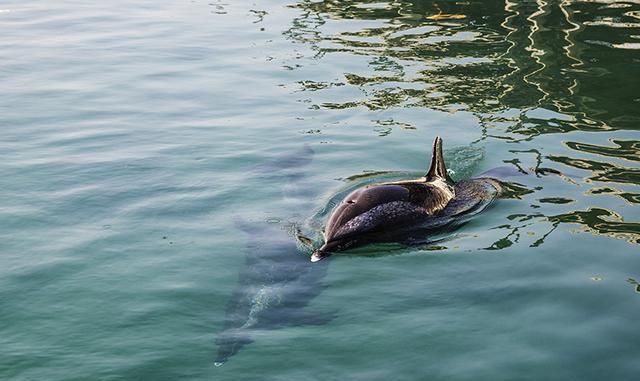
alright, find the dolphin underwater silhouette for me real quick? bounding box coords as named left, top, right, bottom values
left=214, top=144, right=332, bottom=366
left=311, top=136, right=505, bottom=262
left=214, top=221, right=330, bottom=366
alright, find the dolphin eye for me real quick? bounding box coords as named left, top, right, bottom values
left=346, top=200, right=355, bottom=204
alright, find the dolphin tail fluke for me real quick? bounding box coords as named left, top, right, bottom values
left=425, top=136, right=451, bottom=183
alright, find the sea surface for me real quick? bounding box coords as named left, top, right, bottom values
left=1, top=1, right=639, bottom=380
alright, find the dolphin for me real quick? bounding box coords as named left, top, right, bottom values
left=214, top=221, right=330, bottom=366
left=311, top=136, right=504, bottom=262
left=214, top=144, right=332, bottom=366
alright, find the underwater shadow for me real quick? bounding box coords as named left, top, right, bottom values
left=214, top=143, right=333, bottom=366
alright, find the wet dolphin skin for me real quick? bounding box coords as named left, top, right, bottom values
left=312, top=137, right=502, bottom=262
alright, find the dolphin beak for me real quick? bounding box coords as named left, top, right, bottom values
left=310, top=250, right=327, bottom=262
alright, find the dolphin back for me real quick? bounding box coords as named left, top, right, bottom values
left=439, top=177, right=502, bottom=220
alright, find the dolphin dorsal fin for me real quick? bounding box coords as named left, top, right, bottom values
left=425, top=136, right=451, bottom=183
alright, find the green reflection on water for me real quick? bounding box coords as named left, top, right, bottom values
left=289, top=0, right=640, bottom=126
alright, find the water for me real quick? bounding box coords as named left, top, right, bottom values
left=1, top=0, right=639, bottom=379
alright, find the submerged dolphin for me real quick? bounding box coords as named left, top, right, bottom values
left=215, top=144, right=332, bottom=366
left=311, top=136, right=503, bottom=262
left=214, top=221, right=330, bottom=366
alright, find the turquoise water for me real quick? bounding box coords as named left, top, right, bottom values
left=1, top=0, right=639, bottom=380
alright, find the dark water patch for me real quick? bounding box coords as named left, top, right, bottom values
left=548, top=208, right=640, bottom=244
left=587, top=186, right=640, bottom=204
left=566, top=139, right=640, bottom=162
left=502, top=207, right=640, bottom=247
left=548, top=155, right=640, bottom=185
left=539, top=197, right=574, bottom=205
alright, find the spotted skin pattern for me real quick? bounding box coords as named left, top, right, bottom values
left=335, top=200, right=427, bottom=238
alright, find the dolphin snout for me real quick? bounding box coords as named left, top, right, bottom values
left=311, top=249, right=329, bottom=262
left=312, top=241, right=344, bottom=262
